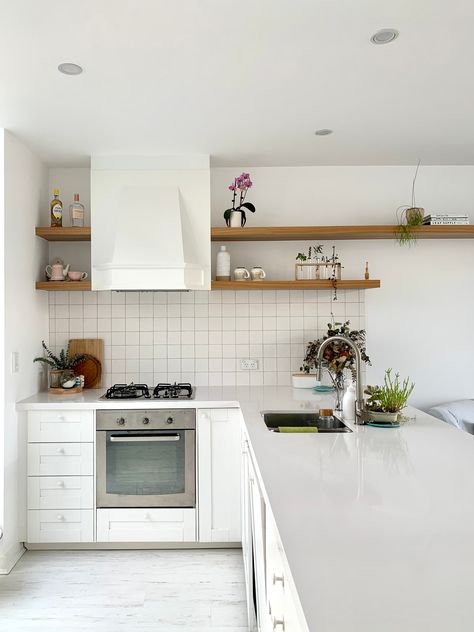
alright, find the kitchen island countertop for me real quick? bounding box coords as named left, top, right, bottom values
left=17, top=386, right=474, bottom=631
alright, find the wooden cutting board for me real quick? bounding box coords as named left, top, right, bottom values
left=68, top=338, right=104, bottom=388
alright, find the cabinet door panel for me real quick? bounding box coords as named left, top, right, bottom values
left=27, top=509, right=94, bottom=543
left=197, top=408, right=241, bottom=543
left=96, top=508, right=196, bottom=542
left=28, top=410, right=94, bottom=442
left=28, top=443, right=94, bottom=476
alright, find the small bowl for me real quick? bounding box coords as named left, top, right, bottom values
left=68, top=271, right=88, bottom=281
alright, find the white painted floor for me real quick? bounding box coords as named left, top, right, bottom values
left=0, top=549, right=248, bottom=632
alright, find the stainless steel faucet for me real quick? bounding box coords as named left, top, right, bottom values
left=316, top=335, right=365, bottom=425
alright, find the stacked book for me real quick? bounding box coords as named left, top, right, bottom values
left=423, top=213, right=470, bottom=225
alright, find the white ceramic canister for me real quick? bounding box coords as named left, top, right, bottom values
left=216, top=245, right=231, bottom=281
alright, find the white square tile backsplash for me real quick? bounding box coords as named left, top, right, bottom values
left=48, top=290, right=365, bottom=388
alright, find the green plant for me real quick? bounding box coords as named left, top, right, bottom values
left=365, top=369, right=414, bottom=413
left=396, top=160, right=424, bottom=246
left=301, top=320, right=371, bottom=378
left=33, top=340, right=86, bottom=370
left=295, top=244, right=323, bottom=262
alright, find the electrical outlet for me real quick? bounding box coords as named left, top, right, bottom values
left=240, top=359, right=259, bottom=370
left=11, top=352, right=20, bottom=374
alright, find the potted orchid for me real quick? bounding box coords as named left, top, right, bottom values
left=223, top=172, right=256, bottom=227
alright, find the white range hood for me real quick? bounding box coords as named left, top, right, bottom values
left=91, top=156, right=211, bottom=291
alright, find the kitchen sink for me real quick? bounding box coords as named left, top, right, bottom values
left=261, top=411, right=352, bottom=433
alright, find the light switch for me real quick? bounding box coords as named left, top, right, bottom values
left=11, top=351, right=20, bottom=374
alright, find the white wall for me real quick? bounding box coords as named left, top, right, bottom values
left=1, top=131, right=49, bottom=572
left=211, top=166, right=474, bottom=409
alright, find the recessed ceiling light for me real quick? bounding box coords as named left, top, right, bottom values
left=58, top=62, right=83, bottom=76
left=314, top=129, right=333, bottom=136
left=370, top=28, right=399, bottom=45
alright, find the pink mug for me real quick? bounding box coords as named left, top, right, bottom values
left=68, top=271, right=88, bottom=282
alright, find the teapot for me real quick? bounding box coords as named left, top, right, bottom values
left=45, top=258, right=70, bottom=281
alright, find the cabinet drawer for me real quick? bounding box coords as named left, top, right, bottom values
left=28, top=443, right=94, bottom=476
left=27, top=509, right=94, bottom=543
left=28, top=410, right=94, bottom=443
left=96, top=508, right=196, bottom=543
left=28, top=476, right=94, bottom=510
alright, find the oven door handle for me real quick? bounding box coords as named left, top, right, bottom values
left=109, top=434, right=180, bottom=442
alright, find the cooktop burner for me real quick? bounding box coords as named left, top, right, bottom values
left=153, top=382, right=194, bottom=400
left=104, top=383, right=151, bottom=399
left=103, top=382, right=194, bottom=400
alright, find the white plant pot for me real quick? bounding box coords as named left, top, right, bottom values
left=292, top=373, right=320, bottom=389
left=229, top=211, right=242, bottom=228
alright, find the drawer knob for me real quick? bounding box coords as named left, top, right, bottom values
left=57, top=448, right=65, bottom=455
left=144, top=513, right=151, bottom=521
left=56, top=480, right=65, bottom=488
left=273, top=573, right=285, bottom=587
left=56, top=514, right=65, bottom=521
left=273, top=616, right=285, bottom=631
left=59, top=415, right=65, bottom=421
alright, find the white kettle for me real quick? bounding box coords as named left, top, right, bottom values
left=45, top=258, right=70, bottom=281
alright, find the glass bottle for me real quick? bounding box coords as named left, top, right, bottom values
left=69, top=193, right=85, bottom=227
left=50, top=188, right=63, bottom=227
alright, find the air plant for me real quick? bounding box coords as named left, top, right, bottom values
left=396, top=160, right=424, bottom=246
left=223, top=172, right=256, bottom=227
left=33, top=340, right=86, bottom=370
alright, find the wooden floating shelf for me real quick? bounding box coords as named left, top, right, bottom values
left=35, top=227, right=91, bottom=241
left=36, top=281, right=91, bottom=291
left=211, top=225, right=474, bottom=241
left=211, top=280, right=380, bottom=290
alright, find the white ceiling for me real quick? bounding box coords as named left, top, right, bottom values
left=1, top=0, right=474, bottom=167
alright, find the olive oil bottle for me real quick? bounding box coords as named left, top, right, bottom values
left=50, top=188, right=63, bottom=227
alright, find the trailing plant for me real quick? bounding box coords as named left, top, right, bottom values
left=223, top=172, right=256, bottom=227
left=301, top=320, right=371, bottom=380
left=365, top=368, right=414, bottom=413
left=33, top=340, right=86, bottom=370
left=396, top=160, right=424, bottom=246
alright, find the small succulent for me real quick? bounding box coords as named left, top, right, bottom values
left=365, top=369, right=415, bottom=413
left=33, top=340, right=86, bottom=370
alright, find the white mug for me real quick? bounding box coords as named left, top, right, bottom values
left=234, top=267, right=250, bottom=281
left=250, top=266, right=266, bottom=281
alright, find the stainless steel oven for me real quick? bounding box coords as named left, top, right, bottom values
left=96, top=409, right=195, bottom=508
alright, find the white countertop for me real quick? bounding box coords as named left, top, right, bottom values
left=17, top=386, right=474, bottom=631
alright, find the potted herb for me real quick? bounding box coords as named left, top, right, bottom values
left=365, top=369, right=415, bottom=422
left=295, top=245, right=323, bottom=280
left=33, top=340, right=86, bottom=388
left=223, top=172, right=256, bottom=227
left=296, top=321, right=371, bottom=403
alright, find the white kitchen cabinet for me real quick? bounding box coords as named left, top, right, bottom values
left=27, top=410, right=94, bottom=442
left=28, top=442, right=94, bottom=477
left=197, top=408, right=242, bottom=542
left=96, top=508, right=196, bottom=543
left=28, top=476, right=94, bottom=510
left=26, top=408, right=95, bottom=545
left=27, top=509, right=94, bottom=543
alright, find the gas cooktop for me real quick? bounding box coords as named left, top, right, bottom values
left=102, top=382, right=194, bottom=400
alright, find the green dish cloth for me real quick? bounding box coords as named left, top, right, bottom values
left=278, top=426, right=318, bottom=433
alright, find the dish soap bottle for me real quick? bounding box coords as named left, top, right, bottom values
left=342, top=382, right=356, bottom=422
left=216, top=245, right=231, bottom=281
left=69, top=193, right=85, bottom=227
left=50, top=188, right=63, bottom=227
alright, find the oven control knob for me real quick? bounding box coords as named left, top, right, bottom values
left=142, top=417, right=150, bottom=425
left=166, top=416, right=174, bottom=425
left=116, top=417, right=125, bottom=426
